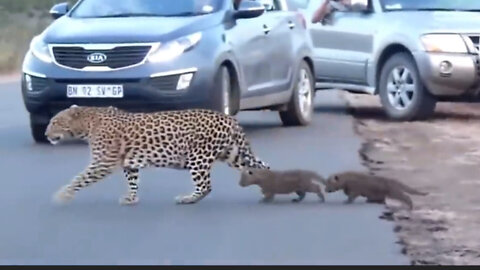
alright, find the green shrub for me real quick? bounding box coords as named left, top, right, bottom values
left=0, top=0, right=76, bottom=72
left=0, top=0, right=70, bottom=13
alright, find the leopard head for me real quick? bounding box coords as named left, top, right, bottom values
left=239, top=168, right=270, bottom=187
left=325, top=174, right=343, bottom=193
left=45, top=105, right=89, bottom=144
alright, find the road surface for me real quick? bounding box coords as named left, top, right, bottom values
left=0, top=80, right=408, bottom=265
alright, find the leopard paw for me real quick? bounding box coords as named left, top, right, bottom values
left=53, top=185, right=75, bottom=204
left=119, top=196, right=139, bottom=206
left=175, top=195, right=199, bottom=204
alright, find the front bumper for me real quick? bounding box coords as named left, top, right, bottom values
left=414, top=51, right=480, bottom=96
left=21, top=52, right=218, bottom=123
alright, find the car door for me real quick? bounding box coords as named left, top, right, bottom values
left=225, top=5, right=271, bottom=93
left=251, top=0, right=296, bottom=94
left=308, top=0, right=375, bottom=84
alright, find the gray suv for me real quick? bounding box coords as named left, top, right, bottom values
left=21, top=0, right=315, bottom=143
left=297, top=0, right=480, bottom=120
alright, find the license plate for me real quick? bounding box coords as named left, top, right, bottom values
left=67, top=85, right=124, bottom=98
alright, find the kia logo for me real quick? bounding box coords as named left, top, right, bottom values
left=87, top=52, right=107, bottom=64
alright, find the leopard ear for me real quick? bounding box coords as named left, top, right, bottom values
left=248, top=167, right=264, bottom=174
left=69, top=106, right=81, bottom=119
left=242, top=169, right=253, bottom=175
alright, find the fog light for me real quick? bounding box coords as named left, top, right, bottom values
left=176, top=73, right=194, bottom=90
left=439, top=61, right=453, bottom=76
left=25, top=74, right=33, bottom=91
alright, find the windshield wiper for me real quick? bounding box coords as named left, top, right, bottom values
left=81, top=11, right=208, bottom=19
left=160, top=12, right=207, bottom=17
left=93, top=13, right=161, bottom=18
left=412, top=8, right=459, bottom=12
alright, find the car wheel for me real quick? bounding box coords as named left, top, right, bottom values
left=30, top=116, right=49, bottom=143
left=212, top=65, right=237, bottom=116
left=379, top=52, right=436, bottom=121
left=279, top=61, right=314, bottom=126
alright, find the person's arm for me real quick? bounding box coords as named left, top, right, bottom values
left=311, top=0, right=332, bottom=24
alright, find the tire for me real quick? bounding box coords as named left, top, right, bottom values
left=379, top=52, right=436, bottom=121
left=279, top=61, right=314, bottom=126
left=212, top=65, right=238, bottom=116
left=30, top=116, right=49, bottom=143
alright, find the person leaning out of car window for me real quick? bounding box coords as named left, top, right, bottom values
left=311, top=0, right=351, bottom=24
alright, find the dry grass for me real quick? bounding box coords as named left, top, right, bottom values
left=0, top=0, right=67, bottom=13
left=0, top=0, right=74, bottom=73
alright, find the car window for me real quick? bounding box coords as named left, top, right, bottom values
left=257, top=0, right=284, bottom=11
left=381, top=0, right=480, bottom=11
left=350, top=0, right=370, bottom=11
left=287, top=0, right=310, bottom=10
left=70, top=0, right=223, bottom=18
left=331, top=0, right=370, bottom=13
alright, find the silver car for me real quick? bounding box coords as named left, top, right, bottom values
left=295, top=0, right=480, bottom=120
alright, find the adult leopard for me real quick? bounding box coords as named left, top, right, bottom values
left=45, top=105, right=269, bottom=205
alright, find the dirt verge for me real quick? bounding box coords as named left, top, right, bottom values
left=0, top=73, right=20, bottom=84
left=343, top=92, right=480, bottom=265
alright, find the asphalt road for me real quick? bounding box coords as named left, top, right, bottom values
left=0, top=80, right=408, bottom=265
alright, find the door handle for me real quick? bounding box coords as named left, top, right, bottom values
left=263, top=25, right=271, bottom=34
left=288, top=21, right=295, bottom=29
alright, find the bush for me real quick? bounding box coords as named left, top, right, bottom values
left=0, top=0, right=75, bottom=73
left=0, top=0, right=68, bottom=13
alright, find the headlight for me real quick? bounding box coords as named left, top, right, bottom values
left=420, top=34, right=468, bottom=53
left=147, top=32, right=202, bottom=63
left=30, top=35, right=53, bottom=63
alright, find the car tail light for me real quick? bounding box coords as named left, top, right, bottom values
left=296, top=12, right=306, bottom=29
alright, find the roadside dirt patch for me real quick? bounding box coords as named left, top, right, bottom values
left=343, top=92, right=480, bottom=265
left=0, top=73, right=20, bottom=83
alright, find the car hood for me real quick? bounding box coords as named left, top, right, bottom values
left=43, top=14, right=222, bottom=44
left=385, top=11, right=480, bottom=34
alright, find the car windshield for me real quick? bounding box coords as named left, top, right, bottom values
left=381, top=0, right=480, bottom=12
left=70, top=0, right=223, bottom=18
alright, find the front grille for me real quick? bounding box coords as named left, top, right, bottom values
left=475, top=58, right=480, bottom=77
left=149, top=75, right=180, bottom=91
left=30, top=76, right=48, bottom=91
left=469, top=35, right=480, bottom=53
left=54, top=78, right=140, bottom=84
left=52, top=45, right=152, bottom=69
left=467, top=35, right=480, bottom=77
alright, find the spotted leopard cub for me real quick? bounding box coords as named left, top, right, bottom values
left=45, top=105, right=269, bottom=205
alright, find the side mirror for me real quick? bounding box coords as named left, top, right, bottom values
left=233, top=1, right=265, bottom=20
left=50, top=2, right=69, bottom=19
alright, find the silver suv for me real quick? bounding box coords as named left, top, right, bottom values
left=296, top=0, right=480, bottom=120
